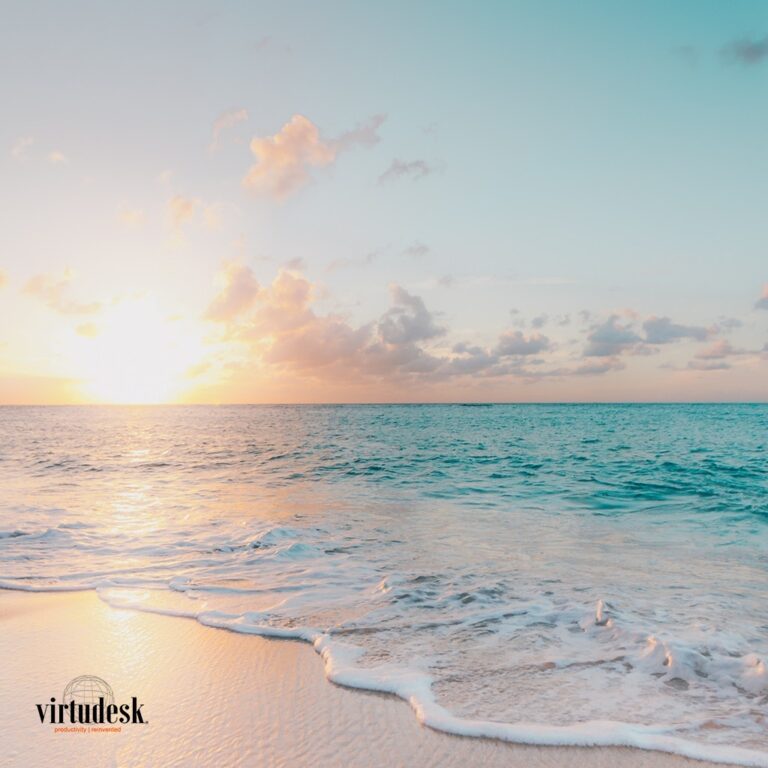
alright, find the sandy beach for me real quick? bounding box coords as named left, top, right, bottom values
left=0, top=590, right=732, bottom=768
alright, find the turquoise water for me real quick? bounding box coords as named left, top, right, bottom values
left=1, top=405, right=767, bottom=762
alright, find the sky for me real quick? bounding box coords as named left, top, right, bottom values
left=0, top=0, right=767, bottom=403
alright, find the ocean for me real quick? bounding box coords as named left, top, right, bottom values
left=1, top=404, right=766, bottom=764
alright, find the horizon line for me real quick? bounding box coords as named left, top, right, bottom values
left=0, top=400, right=766, bottom=407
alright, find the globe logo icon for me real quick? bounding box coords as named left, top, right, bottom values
left=63, top=675, right=115, bottom=706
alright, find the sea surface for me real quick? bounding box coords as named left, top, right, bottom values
left=1, top=404, right=767, bottom=764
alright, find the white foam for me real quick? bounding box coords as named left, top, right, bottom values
left=0, top=579, right=94, bottom=592
left=85, top=587, right=768, bottom=767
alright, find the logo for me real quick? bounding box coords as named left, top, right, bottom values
left=36, top=675, right=147, bottom=732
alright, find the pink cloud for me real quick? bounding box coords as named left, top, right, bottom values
left=244, top=115, right=335, bottom=199
left=24, top=271, right=101, bottom=316
left=167, top=195, right=222, bottom=235
left=204, top=269, right=565, bottom=385
left=168, top=195, right=197, bottom=232
left=243, top=114, right=386, bottom=199
left=694, top=339, right=753, bottom=363
left=205, top=263, right=261, bottom=322
left=201, top=267, right=767, bottom=393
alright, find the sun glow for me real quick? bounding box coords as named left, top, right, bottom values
left=68, top=298, right=207, bottom=404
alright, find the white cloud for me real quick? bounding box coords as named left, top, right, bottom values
left=48, top=150, right=69, bottom=165
left=210, top=108, right=248, bottom=150
left=10, top=136, right=34, bottom=158
left=379, top=158, right=433, bottom=184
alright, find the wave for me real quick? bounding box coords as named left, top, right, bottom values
left=31, top=585, right=751, bottom=767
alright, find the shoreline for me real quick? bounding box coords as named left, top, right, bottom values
left=0, top=590, right=747, bottom=768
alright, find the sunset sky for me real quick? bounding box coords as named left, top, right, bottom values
left=1, top=0, right=767, bottom=403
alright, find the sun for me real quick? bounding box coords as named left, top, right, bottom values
left=68, top=298, right=206, bottom=404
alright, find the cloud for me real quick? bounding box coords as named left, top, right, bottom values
left=243, top=114, right=385, bottom=199
left=203, top=266, right=605, bottom=388
left=326, top=251, right=377, bottom=273
left=118, top=208, right=145, bottom=228
left=10, top=136, right=33, bottom=158
left=267, top=313, right=372, bottom=372
left=210, top=108, right=248, bottom=150
left=331, top=114, right=386, bottom=151
left=76, top=322, right=100, bottom=338
left=379, top=158, right=433, bottom=184
left=240, top=271, right=373, bottom=371
left=403, top=242, right=430, bottom=259
left=202, top=267, right=762, bottom=391
left=695, top=339, right=750, bottom=360
left=755, top=285, right=768, bottom=310
left=48, top=150, right=69, bottom=165
left=7, top=141, right=68, bottom=166
left=445, top=344, right=501, bottom=376
left=168, top=195, right=197, bottom=233
left=24, top=271, right=101, bottom=315
left=166, top=196, right=221, bottom=235
left=205, top=262, right=261, bottom=322
left=205, top=269, right=448, bottom=380
left=665, top=335, right=756, bottom=372
left=378, top=285, right=445, bottom=345
left=186, top=361, right=211, bottom=378
left=687, top=360, right=730, bottom=371
left=284, top=257, right=306, bottom=271
left=722, top=35, right=768, bottom=65
left=584, top=315, right=642, bottom=357
left=207, top=268, right=631, bottom=386
left=582, top=314, right=710, bottom=361
left=574, top=359, right=625, bottom=376
left=243, top=115, right=334, bottom=199
left=495, top=330, right=551, bottom=356
left=202, top=203, right=225, bottom=230
left=716, top=316, right=743, bottom=332
left=0, top=270, right=6, bottom=288
left=643, top=316, right=710, bottom=344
